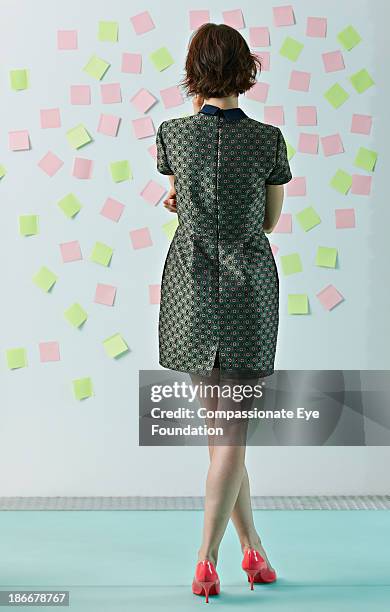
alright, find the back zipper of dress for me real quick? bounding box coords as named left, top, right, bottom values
left=214, top=113, right=222, bottom=367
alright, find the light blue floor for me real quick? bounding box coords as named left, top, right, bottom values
left=0, top=510, right=389, bottom=610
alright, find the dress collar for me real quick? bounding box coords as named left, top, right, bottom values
left=199, top=104, right=247, bottom=121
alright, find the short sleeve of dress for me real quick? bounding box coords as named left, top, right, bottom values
left=156, top=122, right=173, bottom=175
left=265, top=127, right=292, bottom=185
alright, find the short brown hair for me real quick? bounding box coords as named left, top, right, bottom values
left=179, top=23, right=262, bottom=98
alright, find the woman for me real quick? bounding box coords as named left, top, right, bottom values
left=156, top=23, right=292, bottom=601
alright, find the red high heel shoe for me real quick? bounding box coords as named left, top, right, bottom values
left=192, top=559, right=220, bottom=603
left=242, top=547, right=277, bottom=590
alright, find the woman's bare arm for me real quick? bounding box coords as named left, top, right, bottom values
left=263, top=184, right=285, bottom=233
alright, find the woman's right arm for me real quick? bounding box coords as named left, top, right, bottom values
left=263, top=184, right=285, bottom=233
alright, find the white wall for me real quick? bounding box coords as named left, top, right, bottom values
left=1, top=0, right=390, bottom=496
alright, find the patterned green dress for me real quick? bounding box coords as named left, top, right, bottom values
left=156, top=104, right=292, bottom=379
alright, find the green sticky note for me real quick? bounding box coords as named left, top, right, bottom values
left=66, top=124, right=92, bottom=149
left=288, top=294, right=309, bottom=315
left=32, top=266, right=58, bottom=292
left=0, top=164, right=6, bottom=179
left=90, top=241, right=113, bottom=266
left=337, top=25, right=361, bottom=51
left=98, top=21, right=118, bottom=42
left=103, top=333, right=129, bottom=358
left=324, top=83, right=349, bottom=109
left=6, top=347, right=27, bottom=369
left=110, top=160, right=131, bottom=182
left=73, top=377, right=93, bottom=400
left=354, top=147, right=377, bottom=172
left=162, top=217, right=179, bottom=241
left=10, top=69, right=29, bottom=90
left=316, top=246, right=338, bottom=268
left=280, top=253, right=302, bottom=276
left=279, top=37, right=304, bottom=62
left=58, top=193, right=82, bottom=218
left=19, top=214, right=39, bottom=236
left=286, top=141, right=296, bottom=161
left=149, top=46, right=174, bottom=71
left=296, top=206, right=321, bottom=232
left=64, top=303, right=88, bottom=327
left=349, top=68, right=374, bottom=94
left=83, top=54, right=110, bottom=80
left=330, top=169, right=352, bottom=194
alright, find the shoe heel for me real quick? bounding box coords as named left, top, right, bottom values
left=198, top=581, right=214, bottom=603
left=244, top=568, right=258, bottom=591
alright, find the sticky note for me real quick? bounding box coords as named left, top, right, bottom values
left=94, top=283, right=117, bottom=306
left=264, top=106, right=284, bottom=125
left=90, top=241, right=113, bottom=266
left=122, top=52, right=142, bottom=73
left=60, top=240, right=82, bottom=263
left=245, top=81, right=269, bottom=102
left=286, top=141, right=295, bottom=160
left=272, top=213, right=292, bottom=233
left=38, top=151, right=64, bottom=177
left=98, top=21, right=118, bottom=42
left=57, top=30, right=78, bottom=50
left=286, top=177, right=306, bottom=196
left=351, top=114, right=372, bottom=135
left=64, top=303, right=88, bottom=327
left=316, top=246, right=338, bottom=268
left=6, top=347, right=27, bottom=369
left=83, top=54, right=110, bottom=80
left=149, top=46, right=174, bottom=71
left=324, top=83, right=349, bottom=108
left=351, top=174, right=372, bottom=195
left=66, top=124, right=92, bottom=149
left=140, top=180, right=166, bottom=206
left=100, top=197, right=125, bottom=222
left=279, top=37, right=303, bottom=62
left=9, top=130, right=30, bottom=151
left=129, top=227, right=153, bottom=249
left=58, top=193, right=82, bottom=218
left=330, top=169, right=352, bottom=194
left=337, top=25, right=361, bottom=50
left=273, top=5, right=295, bottom=27
left=354, top=147, right=377, bottom=172
left=288, top=294, right=309, bottom=315
left=162, top=217, right=179, bottom=241
left=97, top=114, right=120, bottom=136
left=70, top=85, right=91, bottom=105
left=40, top=108, right=61, bottom=128
left=296, top=206, right=321, bottom=232
left=110, top=160, right=131, bottom=182
left=10, top=69, right=29, bottom=90
left=306, top=17, right=327, bottom=37
left=249, top=26, right=270, bottom=46
left=130, top=11, right=155, bottom=35
left=289, top=70, right=311, bottom=91
left=256, top=50, right=270, bottom=71
left=296, top=106, right=317, bottom=126
left=132, top=116, right=155, bottom=139
left=322, top=50, right=345, bottom=73
left=222, top=9, right=244, bottom=29
left=349, top=68, right=374, bottom=93
left=32, top=266, right=57, bottom=292
left=321, top=134, right=344, bottom=156
left=103, top=333, right=129, bottom=358
left=335, top=209, right=355, bottom=229
left=19, top=214, right=39, bottom=236
left=73, top=377, right=93, bottom=400
left=149, top=284, right=161, bottom=304
left=39, top=341, right=60, bottom=362
left=316, top=284, right=344, bottom=310
left=100, top=82, right=122, bottom=104
left=189, top=10, right=210, bottom=30
left=73, top=157, right=93, bottom=179
left=160, top=86, right=184, bottom=109
left=298, top=133, right=319, bottom=154
left=0, top=165, right=6, bottom=179
left=130, top=88, right=157, bottom=113
left=280, top=253, right=302, bottom=276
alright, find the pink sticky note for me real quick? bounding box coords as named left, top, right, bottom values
left=253, top=50, right=270, bottom=70
left=100, top=83, right=122, bottom=104
left=9, top=130, right=30, bottom=151
left=97, top=114, right=121, bottom=136
left=70, top=85, right=91, bottom=105
left=100, top=197, right=125, bottom=222
left=289, top=70, right=311, bottom=92
left=273, top=213, right=292, bottom=233
left=132, top=116, right=155, bottom=139
left=249, top=26, right=270, bottom=46
left=273, top=5, right=295, bottom=27
left=316, top=284, right=344, bottom=311
left=130, top=88, right=157, bottom=113
left=335, top=208, right=356, bottom=229
left=270, top=243, right=279, bottom=257
left=245, top=81, right=269, bottom=102
left=40, top=108, right=61, bottom=128
left=130, top=11, right=155, bottom=35
left=160, top=86, right=184, bottom=109
left=321, top=134, right=344, bottom=156
left=306, top=17, right=327, bottom=37
left=322, top=50, right=344, bottom=73
left=222, top=9, right=244, bottom=29
left=149, top=143, right=157, bottom=159
left=38, top=151, right=64, bottom=176
left=57, top=30, right=77, bottom=50
left=296, top=106, right=317, bottom=125
left=130, top=227, right=153, bottom=249
left=94, top=283, right=117, bottom=306
left=140, top=180, right=166, bottom=205
left=298, top=133, right=319, bottom=154
left=121, top=52, right=142, bottom=73
left=149, top=284, right=161, bottom=304
left=39, top=341, right=60, bottom=362
left=351, top=174, right=372, bottom=195
left=351, top=114, right=372, bottom=135
left=264, top=106, right=284, bottom=125
left=60, top=240, right=82, bottom=263
left=73, top=157, right=93, bottom=179
left=287, top=177, right=306, bottom=196
left=189, top=10, right=210, bottom=30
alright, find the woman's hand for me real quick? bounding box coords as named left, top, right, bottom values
left=192, top=94, right=204, bottom=114
left=163, top=186, right=177, bottom=213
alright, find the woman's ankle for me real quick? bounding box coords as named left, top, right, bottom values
left=240, top=534, right=262, bottom=553
left=197, top=548, right=218, bottom=566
